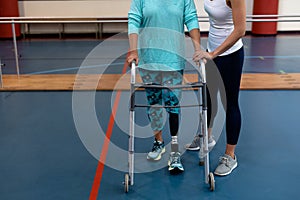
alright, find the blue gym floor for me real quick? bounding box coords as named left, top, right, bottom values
left=0, top=34, right=300, bottom=200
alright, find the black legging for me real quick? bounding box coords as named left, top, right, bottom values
left=207, top=47, right=244, bottom=145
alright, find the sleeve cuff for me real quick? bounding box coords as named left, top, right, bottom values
left=186, top=20, right=199, bottom=32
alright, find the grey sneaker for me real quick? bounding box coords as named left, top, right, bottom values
left=214, top=154, right=238, bottom=176
left=185, top=135, right=200, bottom=150
left=208, top=137, right=216, bottom=148
left=168, top=152, right=184, bottom=172
left=185, top=135, right=216, bottom=151
left=147, top=140, right=165, bottom=161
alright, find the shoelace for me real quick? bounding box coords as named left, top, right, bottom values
left=171, top=153, right=181, bottom=164
left=191, top=135, right=200, bottom=146
left=152, top=142, right=162, bottom=152
left=219, top=156, right=230, bottom=167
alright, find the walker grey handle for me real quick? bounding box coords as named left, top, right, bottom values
left=199, top=60, right=206, bottom=84
left=130, top=60, right=136, bottom=84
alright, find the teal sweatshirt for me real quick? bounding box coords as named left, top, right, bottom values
left=128, top=0, right=199, bottom=71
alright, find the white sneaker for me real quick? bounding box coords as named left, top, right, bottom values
left=147, top=140, right=165, bottom=161
left=168, top=152, right=184, bottom=172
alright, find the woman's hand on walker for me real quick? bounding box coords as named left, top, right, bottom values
left=127, top=50, right=139, bottom=67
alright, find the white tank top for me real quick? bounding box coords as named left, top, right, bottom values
left=204, top=0, right=243, bottom=56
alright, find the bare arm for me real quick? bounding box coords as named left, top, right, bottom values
left=190, top=28, right=208, bottom=64
left=189, top=28, right=201, bottom=51
left=127, top=33, right=139, bottom=65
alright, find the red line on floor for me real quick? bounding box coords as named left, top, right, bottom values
left=89, top=56, right=129, bottom=200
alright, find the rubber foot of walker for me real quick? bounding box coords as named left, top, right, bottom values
left=199, top=160, right=205, bottom=166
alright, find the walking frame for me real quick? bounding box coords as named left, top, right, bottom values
left=124, top=60, right=215, bottom=192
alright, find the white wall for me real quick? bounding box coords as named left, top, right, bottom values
left=17, top=0, right=300, bottom=33
left=278, top=0, right=300, bottom=31
left=18, top=0, right=131, bottom=34
left=18, top=0, right=131, bottom=17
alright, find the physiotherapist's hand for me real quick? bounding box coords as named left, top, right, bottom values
left=127, top=50, right=139, bottom=67
left=193, top=50, right=214, bottom=64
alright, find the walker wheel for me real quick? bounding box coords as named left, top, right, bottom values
left=209, top=172, right=215, bottom=191
left=124, top=174, right=130, bottom=193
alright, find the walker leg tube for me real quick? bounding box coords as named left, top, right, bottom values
left=11, top=21, right=20, bottom=76
left=198, top=90, right=205, bottom=166
left=202, top=110, right=210, bottom=184
left=128, top=61, right=136, bottom=186
left=129, top=110, right=135, bottom=186
left=0, top=59, right=3, bottom=88
left=201, top=82, right=210, bottom=184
